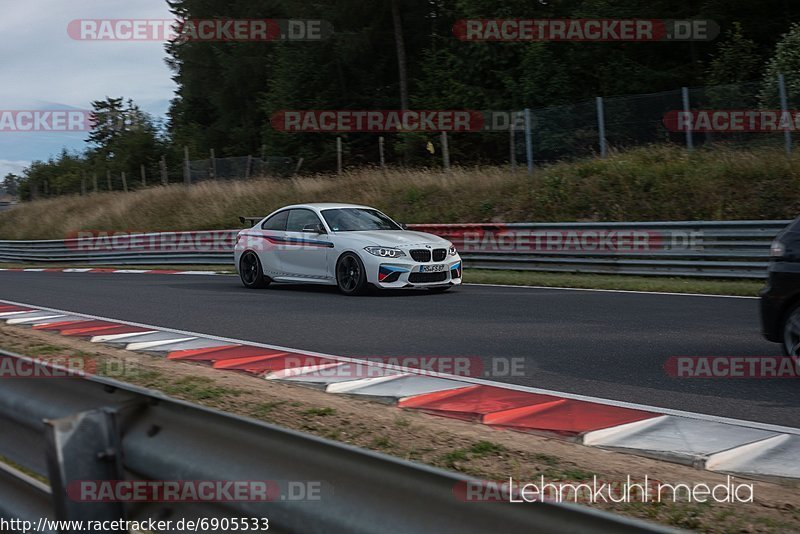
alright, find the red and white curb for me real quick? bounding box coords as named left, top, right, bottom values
left=0, top=268, right=228, bottom=275
left=1, top=298, right=798, bottom=482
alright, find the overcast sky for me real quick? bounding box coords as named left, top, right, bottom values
left=0, top=0, right=176, bottom=177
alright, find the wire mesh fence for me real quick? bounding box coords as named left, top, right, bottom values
left=26, top=75, right=800, bottom=198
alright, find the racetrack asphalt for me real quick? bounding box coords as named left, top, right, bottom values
left=1, top=271, right=795, bottom=427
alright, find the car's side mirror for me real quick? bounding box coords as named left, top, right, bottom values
left=400, top=223, right=408, bottom=230
left=302, top=223, right=325, bottom=234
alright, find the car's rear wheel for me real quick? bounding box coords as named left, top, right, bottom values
left=336, top=253, right=368, bottom=295
left=239, top=251, right=270, bottom=289
left=781, top=302, right=800, bottom=356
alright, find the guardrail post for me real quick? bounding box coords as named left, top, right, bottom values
left=336, top=136, right=343, bottom=174
left=140, top=164, right=146, bottom=188
left=44, top=408, right=127, bottom=530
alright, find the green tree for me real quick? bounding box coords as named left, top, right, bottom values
left=759, top=22, right=800, bottom=106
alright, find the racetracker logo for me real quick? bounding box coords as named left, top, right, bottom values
left=453, top=19, right=718, bottom=42
left=665, top=356, right=800, bottom=378
left=0, top=110, right=94, bottom=132
left=663, top=110, right=800, bottom=132
left=67, top=19, right=332, bottom=42
left=67, top=480, right=325, bottom=502
left=65, top=231, right=237, bottom=252
left=270, top=110, right=528, bottom=133
left=0, top=356, right=95, bottom=378
left=276, top=356, right=526, bottom=379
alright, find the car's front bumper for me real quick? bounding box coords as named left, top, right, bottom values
left=369, top=257, right=463, bottom=289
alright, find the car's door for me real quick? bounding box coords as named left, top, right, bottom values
left=281, top=209, right=333, bottom=280
left=257, top=209, right=290, bottom=275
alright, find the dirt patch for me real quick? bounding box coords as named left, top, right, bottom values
left=1, top=323, right=798, bottom=532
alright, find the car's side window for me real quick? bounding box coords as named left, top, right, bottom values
left=261, top=210, right=289, bottom=231
left=286, top=209, right=323, bottom=232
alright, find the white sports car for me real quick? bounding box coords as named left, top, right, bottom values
left=234, top=203, right=462, bottom=295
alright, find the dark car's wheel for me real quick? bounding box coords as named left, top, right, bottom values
left=239, top=251, right=270, bottom=289
left=782, top=302, right=800, bottom=356
left=336, top=253, right=368, bottom=295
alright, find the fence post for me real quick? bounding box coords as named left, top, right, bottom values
left=93, top=173, right=98, bottom=194
left=140, top=164, right=146, bottom=187
left=121, top=172, right=128, bottom=193
left=510, top=112, right=517, bottom=172
left=294, top=158, right=304, bottom=176
left=210, top=148, right=217, bottom=179
left=80, top=174, right=86, bottom=196
left=440, top=132, right=450, bottom=172
left=106, top=170, right=112, bottom=191
left=596, top=97, right=607, bottom=158
left=378, top=136, right=385, bottom=169
left=160, top=155, right=168, bottom=185
left=336, top=137, right=343, bottom=174
left=524, top=108, right=533, bottom=176
left=245, top=155, right=253, bottom=180
left=183, top=146, right=191, bottom=184
left=681, top=87, right=694, bottom=151
left=779, top=74, right=792, bottom=156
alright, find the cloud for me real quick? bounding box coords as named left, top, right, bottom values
left=0, top=160, right=31, bottom=178
left=0, top=0, right=176, bottom=165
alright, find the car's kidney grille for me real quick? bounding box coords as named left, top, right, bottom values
left=432, top=249, right=447, bottom=262
left=410, top=249, right=431, bottom=262
left=408, top=272, right=447, bottom=283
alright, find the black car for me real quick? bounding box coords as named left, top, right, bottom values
left=761, top=216, right=800, bottom=355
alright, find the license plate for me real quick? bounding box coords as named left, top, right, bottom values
left=420, top=264, right=445, bottom=272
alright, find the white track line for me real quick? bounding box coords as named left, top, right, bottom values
left=0, top=297, right=794, bottom=436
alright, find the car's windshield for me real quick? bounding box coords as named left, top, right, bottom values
left=322, top=208, right=401, bottom=232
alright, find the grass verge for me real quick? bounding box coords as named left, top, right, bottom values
left=465, top=269, right=764, bottom=296
left=1, top=145, right=799, bottom=240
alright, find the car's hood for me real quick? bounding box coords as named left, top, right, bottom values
left=335, top=230, right=450, bottom=247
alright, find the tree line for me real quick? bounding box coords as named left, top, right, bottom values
left=11, top=0, right=800, bottom=200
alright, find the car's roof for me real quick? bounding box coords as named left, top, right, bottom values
left=282, top=203, right=373, bottom=210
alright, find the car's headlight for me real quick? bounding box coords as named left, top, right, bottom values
left=770, top=240, right=786, bottom=258
left=448, top=245, right=458, bottom=256
left=365, top=246, right=406, bottom=258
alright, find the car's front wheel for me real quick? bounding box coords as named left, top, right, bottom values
left=336, top=253, right=368, bottom=296
left=782, top=302, right=800, bottom=356
left=239, top=251, right=270, bottom=289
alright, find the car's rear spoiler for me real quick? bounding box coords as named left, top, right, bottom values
left=239, top=216, right=265, bottom=226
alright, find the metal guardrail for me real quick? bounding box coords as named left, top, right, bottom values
left=0, top=220, right=790, bottom=278
left=0, top=350, right=668, bottom=533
